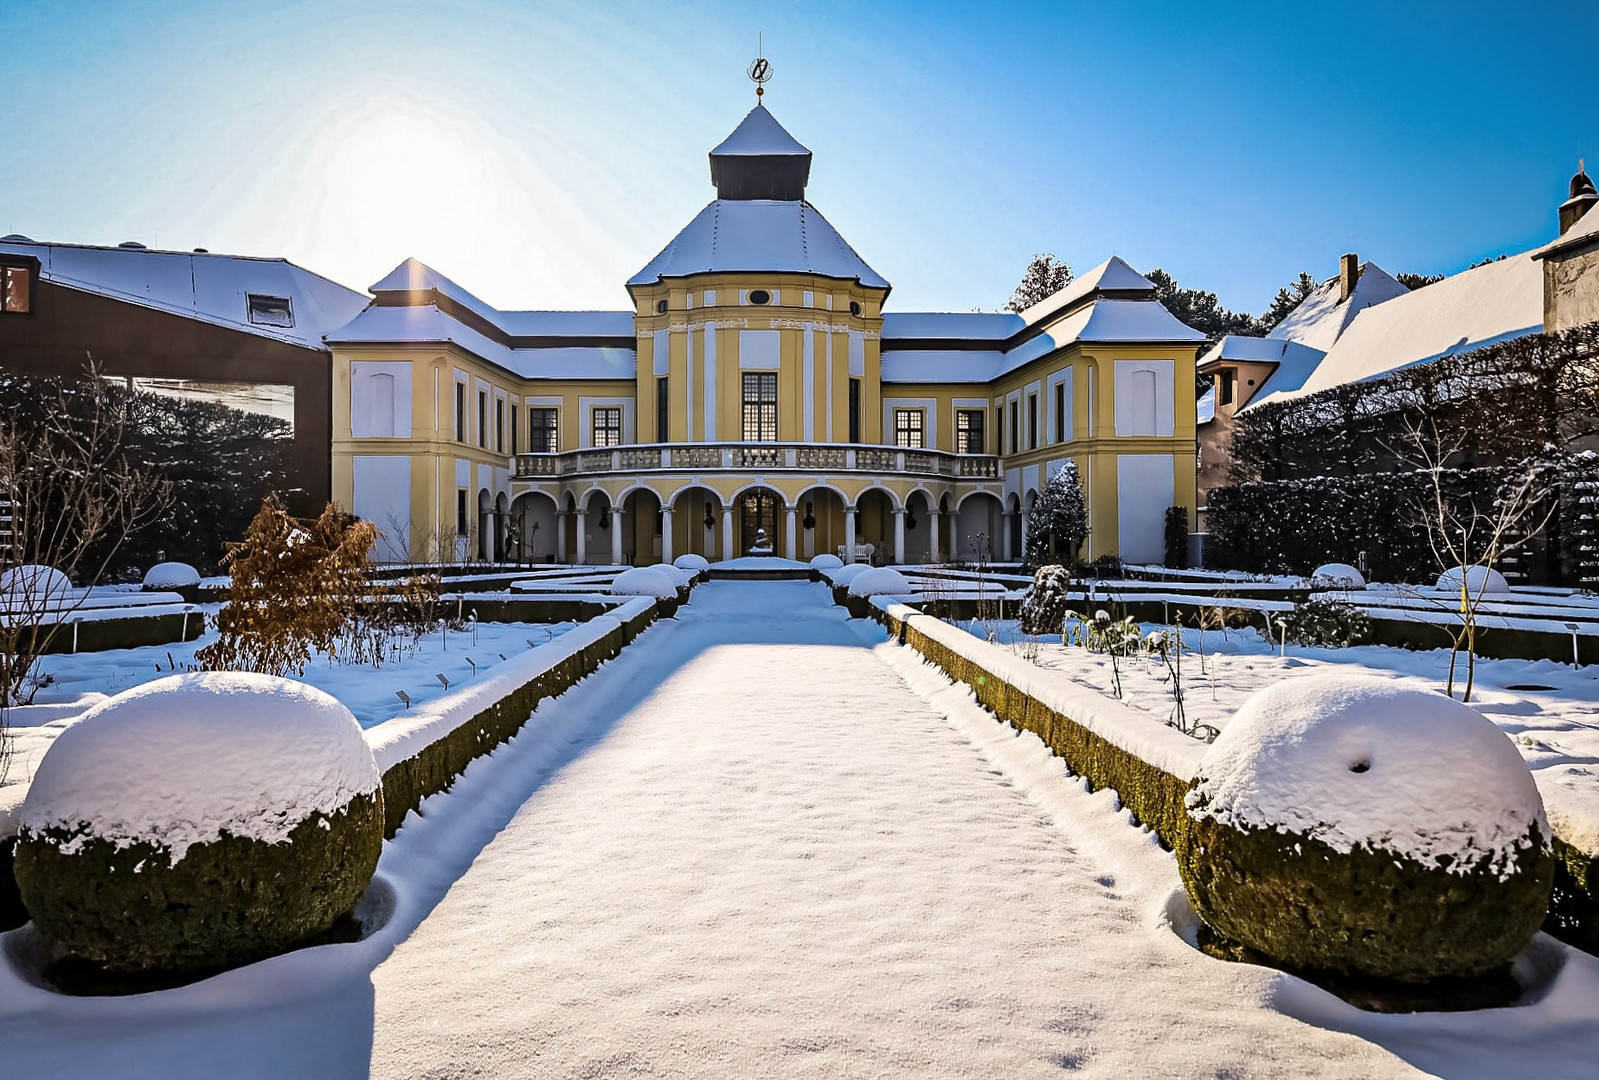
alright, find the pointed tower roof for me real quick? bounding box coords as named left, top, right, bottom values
left=709, top=104, right=812, bottom=200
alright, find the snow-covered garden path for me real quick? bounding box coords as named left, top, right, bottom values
left=365, top=581, right=1423, bottom=1078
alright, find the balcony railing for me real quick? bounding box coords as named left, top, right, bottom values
left=513, top=442, right=1000, bottom=481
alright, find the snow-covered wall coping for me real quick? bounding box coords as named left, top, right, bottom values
left=364, top=596, right=653, bottom=774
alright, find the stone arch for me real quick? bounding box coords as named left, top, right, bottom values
left=576, top=486, right=611, bottom=513
left=509, top=491, right=559, bottom=565
left=493, top=492, right=509, bottom=562
left=903, top=489, right=935, bottom=565
left=795, top=484, right=848, bottom=561
left=667, top=483, right=726, bottom=561
left=476, top=489, right=493, bottom=561
left=855, top=488, right=897, bottom=565
left=622, top=487, right=664, bottom=566
left=727, top=479, right=796, bottom=510
left=955, top=491, right=1004, bottom=564
left=734, top=484, right=786, bottom=557
left=850, top=483, right=903, bottom=512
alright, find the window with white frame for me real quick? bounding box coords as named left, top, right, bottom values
left=592, top=406, right=622, bottom=447
left=893, top=408, right=925, bottom=449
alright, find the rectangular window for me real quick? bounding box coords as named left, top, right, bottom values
left=1, top=265, right=33, bottom=314
left=893, top=408, right=925, bottom=449
left=1009, top=401, right=1019, bottom=454
left=477, top=391, right=488, bottom=449
left=529, top=407, right=558, bottom=453
left=454, top=382, right=466, bottom=442
left=1054, top=382, right=1066, bottom=442
left=1028, top=394, right=1038, bottom=450
left=593, top=406, right=622, bottom=447
left=495, top=399, right=504, bottom=452
left=995, top=405, right=1004, bottom=457
left=456, top=489, right=469, bottom=535
left=956, top=409, right=984, bottom=455
left=246, top=294, right=293, bottom=328
left=657, top=376, right=670, bottom=442
left=1219, top=369, right=1236, bottom=407
left=742, top=372, right=778, bottom=442
left=848, top=378, right=861, bottom=443
left=510, top=404, right=519, bottom=455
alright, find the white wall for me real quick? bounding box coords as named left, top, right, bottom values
left=1116, top=454, right=1174, bottom=564
left=1113, top=360, right=1175, bottom=437
left=352, top=455, right=411, bottom=562
left=350, top=361, right=412, bottom=438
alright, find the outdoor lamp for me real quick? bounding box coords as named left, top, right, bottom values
left=704, top=506, right=716, bottom=529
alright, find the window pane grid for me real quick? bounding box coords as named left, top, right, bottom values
left=529, top=408, right=558, bottom=453
left=956, top=409, right=984, bottom=455
left=893, top=408, right=925, bottom=449
left=593, top=407, right=622, bottom=448
left=742, top=373, right=777, bottom=442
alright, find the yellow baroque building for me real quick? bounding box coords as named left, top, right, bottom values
left=328, top=103, right=1204, bottom=566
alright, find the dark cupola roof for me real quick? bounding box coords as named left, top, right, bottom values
left=708, top=104, right=812, bottom=201
left=1572, top=162, right=1597, bottom=200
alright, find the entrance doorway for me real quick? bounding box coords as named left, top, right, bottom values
left=740, top=489, right=780, bottom=554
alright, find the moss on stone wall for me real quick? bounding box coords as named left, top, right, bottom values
left=16, top=790, right=383, bottom=974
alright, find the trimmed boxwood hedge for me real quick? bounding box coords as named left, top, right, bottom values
left=1175, top=811, right=1553, bottom=982
left=16, top=790, right=383, bottom=974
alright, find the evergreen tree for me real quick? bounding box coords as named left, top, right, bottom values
left=1397, top=272, right=1444, bottom=290
left=1144, top=268, right=1257, bottom=349
left=1257, top=271, right=1319, bottom=333
left=1006, top=253, right=1073, bottom=312
left=1026, top=461, right=1088, bottom=566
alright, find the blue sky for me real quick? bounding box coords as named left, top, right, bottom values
left=2, top=1, right=1593, bottom=315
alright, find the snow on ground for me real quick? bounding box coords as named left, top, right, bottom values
left=957, top=619, right=1599, bottom=855
left=2, top=582, right=1597, bottom=1078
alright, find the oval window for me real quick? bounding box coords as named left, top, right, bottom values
left=655, top=299, right=668, bottom=314
left=849, top=300, right=863, bottom=317
left=748, top=289, right=771, bottom=305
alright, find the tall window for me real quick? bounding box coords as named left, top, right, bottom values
left=1219, top=369, right=1236, bottom=407
left=1, top=264, right=33, bottom=314
left=994, top=405, right=1004, bottom=457
left=657, top=376, right=670, bottom=442
left=1009, top=401, right=1019, bottom=454
left=956, top=409, right=984, bottom=455
left=742, top=372, right=777, bottom=442
left=529, top=407, right=558, bottom=453
left=848, top=378, right=861, bottom=442
left=593, top=406, right=622, bottom=447
left=454, top=382, right=466, bottom=443
left=893, top=408, right=925, bottom=449
left=1028, top=394, right=1038, bottom=450
left=477, top=391, right=488, bottom=449
left=456, top=490, right=469, bottom=535
left=495, top=398, right=504, bottom=452
left=1054, top=382, right=1066, bottom=442
left=511, top=404, right=519, bottom=454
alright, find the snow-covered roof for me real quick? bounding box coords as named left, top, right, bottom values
left=1537, top=200, right=1599, bottom=260
left=0, top=238, right=367, bottom=351
left=1196, top=387, right=1215, bottom=424
left=368, top=258, right=631, bottom=339
left=1017, top=256, right=1157, bottom=324
left=326, top=304, right=635, bottom=380
left=710, top=104, right=810, bottom=158
left=1270, top=252, right=1544, bottom=403
left=1195, top=336, right=1329, bottom=412
left=1267, top=263, right=1410, bottom=353
left=880, top=312, right=1024, bottom=341
left=627, top=200, right=889, bottom=289
left=880, top=349, right=1008, bottom=384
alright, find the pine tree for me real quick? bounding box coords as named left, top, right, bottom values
left=1257, top=271, right=1319, bottom=333
left=1026, top=461, right=1088, bottom=566
left=1145, top=268, right=1257, bottom=348
left=1006, top=254, right=1074, bottom=312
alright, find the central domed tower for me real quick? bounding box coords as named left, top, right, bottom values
left=708, top=103, right=812, bottom=200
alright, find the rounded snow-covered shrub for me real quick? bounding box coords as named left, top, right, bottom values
left=646, top=562, right=692, bottom=587
left=1020, top=564, right=1073, bottom=635
left=673, top=553, right=710, bottom=572
left=142, top=561, right=201, bottom=589
left=15, top=673, right=383, bottom=974
left=831, top=563, right=871, bottom=588
left=1177, top=674, right=1553, bottom=982
left=810, top=554, right=843, bottom=571
left=609, top=566, right=679, bottom=599
left=1310, top=563, right=1365, bottom=589
left=848, top=567, right=913, bottom=598
left=1436, top=565, right=1510, bottom=596
left=1, top=564, right=71, bottom=601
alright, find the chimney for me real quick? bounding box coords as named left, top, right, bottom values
left=1338, top=253, right=1360, bottom=303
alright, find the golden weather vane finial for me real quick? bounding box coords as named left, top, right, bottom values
left=747, top=34, right=772, bottom=100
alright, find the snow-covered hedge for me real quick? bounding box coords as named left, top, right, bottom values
left=1437, top=565, right=1511, bottom=596
left=830, top=563, right=871, bottom=589
left=810, top=554, right=843, bottom=571
left=0, top=564, right=71, bottom=602
left=848, top=567, right=912, bottom=598
left=15, top=673, right=384, bottom=974
left=1178, top=675, right=1553, bottom=981
left=141, top=561, right=201, bottom=589
left=1310, top=563, right=1365, bottom=589
left=610, top=567, right=679, bottom=599
left=673, top=553, right=710, bottom=573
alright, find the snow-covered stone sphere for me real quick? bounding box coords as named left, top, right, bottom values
left=644, top=562, right=690, bottom=587
left=1310, top=563, right=1365, bottom=589
left=673, top=553, right=710, bottom=572
left=810, top=554, right=844, bottom=570
left=1177, top=673, right=1553, bottom=982
left=831, top=563, right=871, bottom=588
left=848, top=567, right=914, bottom=598
left=0, top=564, right=71, bottom=601
left=610, top=566, right=679, bottom=599
left=1435, top=565, right=1510, bottom=595
left=15, top=672, right=384, bottom=974
left=142, top=561, right=201, bottom=589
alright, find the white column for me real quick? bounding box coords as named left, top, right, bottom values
left=721, top=506, right=734, bottom=561
left=844, top=506, right=857, bottom=561
left=893, top=507, right=906, bottom=565
left=555, top=510, right=568, bottom=563
left=611, top=508, right=625, bottom=566
left=784, top=504, right=797, bottom=561
left=928, top=509, right=941, bottom=564
left=575, top=509, right=588, bottom=564
left=661, top=506, right=674, bottom=564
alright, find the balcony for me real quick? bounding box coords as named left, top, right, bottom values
left=513, top=442, right=1000, bottom=482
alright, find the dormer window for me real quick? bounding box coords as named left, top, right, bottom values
left=1219, top=369, right=1236, bottom=407
left=247, top=294, right=294, bottom=328
left=1, top=261, right=34, bottom=314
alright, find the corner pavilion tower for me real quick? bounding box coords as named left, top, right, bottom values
left=328, top=101, right=1204, bottom=566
